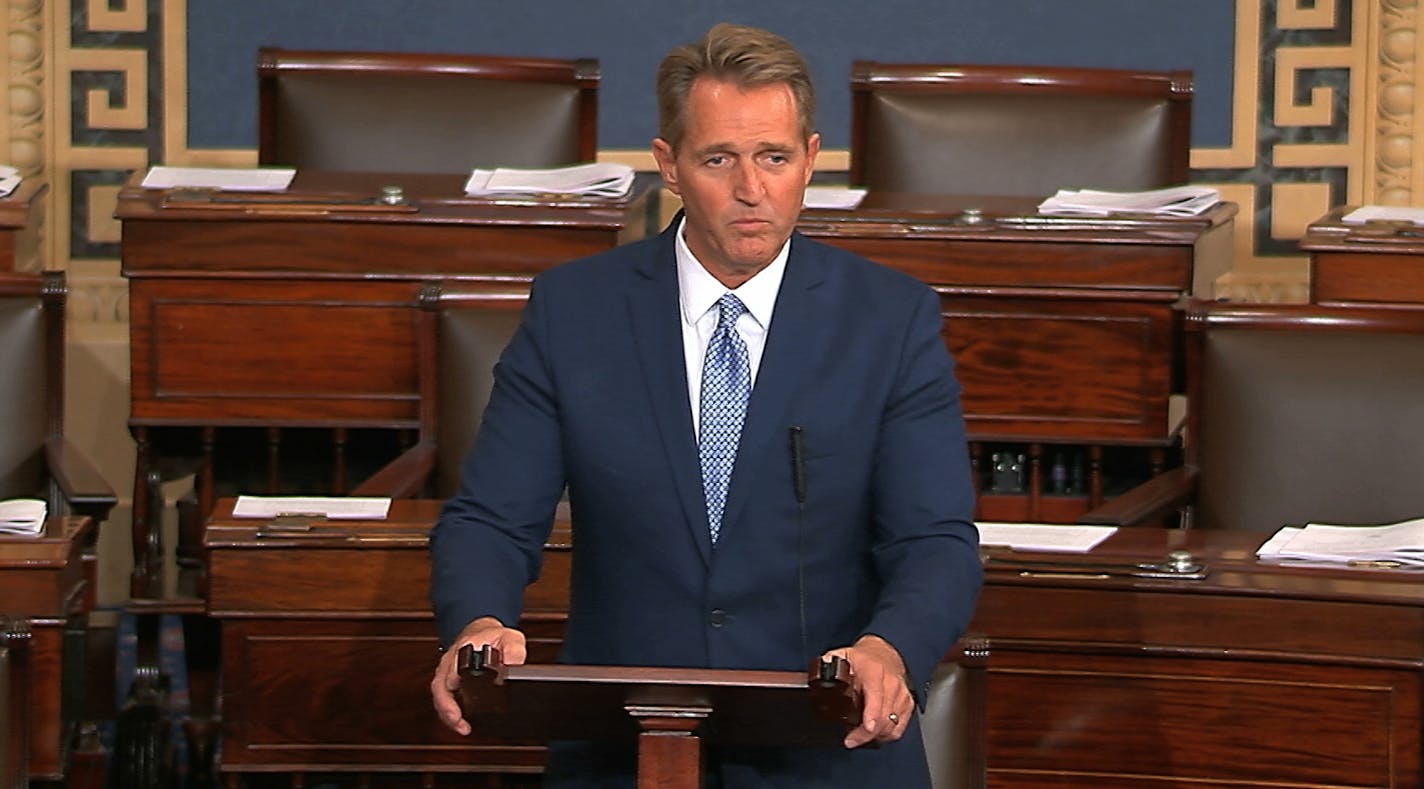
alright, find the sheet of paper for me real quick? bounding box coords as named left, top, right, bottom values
left=976, top=521, right=1118, bottom=553
left=0, top=497, right=46, bottom=535
left=803, top=186, right=867, bottom=210
left=232, top=495, right=391, bottom=520
left=1038, top=185, right=1220, bottom=217
left=0, top=165, right=21, bottom=198
left=142, top=166, right=296, bottom=192
left=1340, top=205, right=1424, bottom=225
left=464, top=162, right=634, bottom=198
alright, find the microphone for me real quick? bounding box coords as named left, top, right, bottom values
left=789, top=426, right=807, bottom=504
left=790, top=426, right=808, bottom=662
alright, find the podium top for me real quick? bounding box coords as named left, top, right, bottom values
left=459, top=645, right=860, bottom=747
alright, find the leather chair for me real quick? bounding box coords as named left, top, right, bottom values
left=1081, top=302, right=1424, bottom=531
left=849, top=62, right=1192, bottom=196
left=257, top=47, right=599, bottom=174
left=919, top=640, right=988, bottom=789
left=0, top=270, right=115, bottom=524
left=354, top=283, right=525, bottom=500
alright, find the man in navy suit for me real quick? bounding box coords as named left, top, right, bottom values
left=430, top=22, right=982, bottom=787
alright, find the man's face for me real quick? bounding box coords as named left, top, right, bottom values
left=653, top=77, right=820, bottom=287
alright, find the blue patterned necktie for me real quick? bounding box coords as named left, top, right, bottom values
left=699, top=293, right=751, bottom=543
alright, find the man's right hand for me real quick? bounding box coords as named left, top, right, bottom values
left=430, top=616, right=528, bottom=736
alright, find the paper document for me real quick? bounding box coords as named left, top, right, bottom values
left=0, top=497, right=46, bottom=536
left=141, top=166, right=296, bottom=192
left=803, top=186, right=867, bottom=210
left=0, top=165, right=21, bottom=198
left=464, top=162, right=634, bottom=198
left=1257, top=518, right=1424, bottom=567
left=1037, top=185, right=1220, bottom=217
left=1340, top=205, right=1424, bottom=225
left=232, top=495, right=391, bottom=520
left=976, top=522, right=1118, bottom=553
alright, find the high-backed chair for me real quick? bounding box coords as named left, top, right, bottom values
left=354, top=283, right=525, bottom=500
left=0, top=270, right=115, bottom=524
left=849, top=62, right=1192, bottom=196
left=1081, top=302, right=1424, bottom=531
left=257, top=47, right=599, bottom=174
left=919, top=641, right=988, bottom=789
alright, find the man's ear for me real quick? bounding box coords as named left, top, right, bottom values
left=652, top=137, right=681, bottom=196
left=803, top=132, right=821, bottom=185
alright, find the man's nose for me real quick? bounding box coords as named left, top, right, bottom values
left=733, top=162, right=765, bottom=203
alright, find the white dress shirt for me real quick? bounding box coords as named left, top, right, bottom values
left=674, top=218, right=789, bottom=439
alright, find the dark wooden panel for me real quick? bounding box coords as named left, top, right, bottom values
left=815, top=236, right=1191, bottom=291
left=130, top=279, right=423, bottom=423
left=986, top=654, right=1416, bottom=788
left=1313, top=251, right=1424, bottom=305
left=942, top=296, right=1174, bottom=442
left=219, top=619, right=552, bottom=772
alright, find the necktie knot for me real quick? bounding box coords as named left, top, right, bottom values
left=716, top=293, right=747, bottom=328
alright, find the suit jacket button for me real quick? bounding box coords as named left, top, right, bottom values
left=709, top=608, right=727, bottom=627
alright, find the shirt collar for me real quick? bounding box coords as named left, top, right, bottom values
left=675, top=217, right=789, bottom=329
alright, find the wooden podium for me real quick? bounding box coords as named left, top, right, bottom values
left=458, top=646, right=860, bottom=789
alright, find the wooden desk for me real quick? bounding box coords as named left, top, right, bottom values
left=0, top=516, right=94, bottom=782
left=975, top=527, right=1424, bottom=788
left=204, top=498, right=569, bottom=776
left=798, top=194, right=1236, bottom=521
left=1302, top=205, right=1424, bottom=306
left=209, top=502, right=1420, bottom=787
left=117, top=170, right=654, bottom=596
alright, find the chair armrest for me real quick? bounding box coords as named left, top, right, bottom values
left=350, top=441, right=438, bottom=498
left=1078, top=465, right=1198, bottom=527
left=45, top=436, right=117, bottom=522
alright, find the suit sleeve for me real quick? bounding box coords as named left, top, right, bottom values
left=860, top=286, right=983, bottom=699
left=429, top=277, right=568, bottom=647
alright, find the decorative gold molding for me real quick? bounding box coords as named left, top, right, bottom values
left=6, top=0, right=45, bottom=272
left=1370, top=0, right=1419, bottom=204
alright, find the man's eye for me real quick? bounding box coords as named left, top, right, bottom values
left=705, top=155, right=727, bottom=167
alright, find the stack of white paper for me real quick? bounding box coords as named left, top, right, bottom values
left=141, top=166, right=296, bottom=192
left=1037, top=185, right=1221, bottom=218
left=1340, top=205, right=1424, bottom=225
left=464, top=162, right=635, bottom=198
left=232, top=495, right=391, bottom=520
left=0, top=498, right=46, bottom=536
left=0, top=165, right=22, bottom=198
left=976, top=522, right=1118, bottom=553
left=1257, top=518, right=1424, bottom=567
left=803, top=186, right=867, bottom=210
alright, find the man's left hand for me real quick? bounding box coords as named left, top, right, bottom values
left=822, top=634, right=912, bottom=748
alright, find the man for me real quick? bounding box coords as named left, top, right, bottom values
left=430, top=22, right=981, bottom=787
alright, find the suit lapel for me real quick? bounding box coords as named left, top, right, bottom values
left=719, top=235, right=827, bottom=539
left=625, top=223, right=715, bottom=566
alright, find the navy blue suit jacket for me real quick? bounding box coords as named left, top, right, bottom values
left=431, top=220, right=982, bottom=787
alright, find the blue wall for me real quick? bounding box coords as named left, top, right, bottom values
left=187, top=0, right=1235, bottom=152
